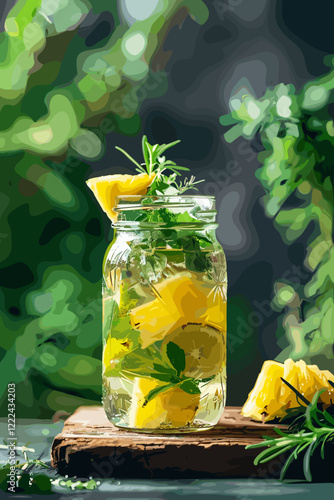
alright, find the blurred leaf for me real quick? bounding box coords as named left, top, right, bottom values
left=221, top=61, right=334, bottom=367
left=0, top=0, right=208, bottom=417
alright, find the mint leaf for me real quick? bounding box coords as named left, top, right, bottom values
left=200, top=375, right=216, bottom=383
left=185, top=251, right=212, bottom=273
left=120, top=344, right=165, bottom=375
left=179, top=379, right=201, bottom=395
left=153, top=363, right=176, bottom=374
left=142, top=382, right=175, bottom=407
left=142, top=207, right=177, bottom=225
left=166, top=342, right=186, bottom=375
left=151, top=363, right=180, bottom=382
left=151, top=372, right=175, bottom=382
left=176, top=235, right=200, bottom=251
left=196, top=235, right=213, bottom=247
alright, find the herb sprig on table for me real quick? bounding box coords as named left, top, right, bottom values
left=247, top=379, right=334, bottom=482
left=0, top=444, right=98, bottom=494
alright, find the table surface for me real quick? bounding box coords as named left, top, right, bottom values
left=51, top=406, right=284, bottom=479
left=1, top=415, right=333, bottom=498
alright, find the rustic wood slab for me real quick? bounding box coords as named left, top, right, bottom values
left=51, top=406, right=285, bottom=479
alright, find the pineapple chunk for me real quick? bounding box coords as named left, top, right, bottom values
left=130, top=273, right=226, bottom=348
left=128, top=378, right=200, bottom=429
left=242, top=359, right=334, bottom=422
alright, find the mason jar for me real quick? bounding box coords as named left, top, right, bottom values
left=102, top=195, right=227, bottom=433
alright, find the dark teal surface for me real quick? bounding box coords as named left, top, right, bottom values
left=0, top=419, right=333, bottom=498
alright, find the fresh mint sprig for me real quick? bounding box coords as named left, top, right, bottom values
left=142, top=341, right=202, bottom=406
left=115, top=136, right=204, bottom=195
left=118, top=338, right=209, bottom=407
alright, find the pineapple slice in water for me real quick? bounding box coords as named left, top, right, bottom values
left=128, top=378, right=200, bottom=429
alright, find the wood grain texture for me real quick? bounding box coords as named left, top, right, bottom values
left=51, top=406, right=285, bottom=479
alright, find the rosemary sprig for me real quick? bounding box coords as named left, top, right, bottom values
left=280, top=377, right=311, bottom=406
left=116, top=136, right=204, bottom=195
left=246, top=381, right=334, bottom=482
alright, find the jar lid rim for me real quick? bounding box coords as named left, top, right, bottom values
left=115, top=195, right=215, bottom=200
left=114, top=195, right=215, bottom=211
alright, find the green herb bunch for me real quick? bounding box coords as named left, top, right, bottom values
left=248, top=379, right=334, bottom=481
left=220, top=64, right=334, bottom=368
left=113, top=337, right=214, bottom=405
left=114, top=136, right=212, bottom=279
left=140, top=341, right=204, bottom=404
left=116, top=136, right=204, bottom=195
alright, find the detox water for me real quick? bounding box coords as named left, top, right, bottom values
left=102, top=196, right=227, bottom=433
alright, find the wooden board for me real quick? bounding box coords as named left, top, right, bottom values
left=51, top=406, right=287, bottom=479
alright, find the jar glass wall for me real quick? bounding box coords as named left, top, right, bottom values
left=102, top=196, right=227, bottom=433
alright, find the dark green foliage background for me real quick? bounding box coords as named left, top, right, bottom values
left=0, top=0, right=209, bottom=418
left=2, top=0, right=334, bottom=419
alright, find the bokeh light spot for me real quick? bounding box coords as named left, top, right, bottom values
left=73, top=359, right=94, bottom=375
left=276, top=95, right=292, bottom=118
left=123, top=59, right=148, bottom=79
left=30, top=125, right=53, bottom=144
left=70, top=130, right=102, bottom=159
left=5, top=17, right=19, bottom=36
left=66, top=234, right=83, bottom=254
left=246, top=100, right=260, bottom=119
left=33, top=292, right=53, bottom=314
left=123, top=32, right=146, bottom=58
left=122, top=0, right=160, bottom=23
left=40, top=352, right=57, bottom=367
left=38, top=172, right=76, bottom=207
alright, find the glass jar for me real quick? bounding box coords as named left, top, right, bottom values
left=102, top=195, right=227, bottom=433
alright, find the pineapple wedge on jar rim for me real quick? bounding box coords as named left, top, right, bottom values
left=86, top=172, right=155, bottom=221
left=242, top=358, right=334, bottom=422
